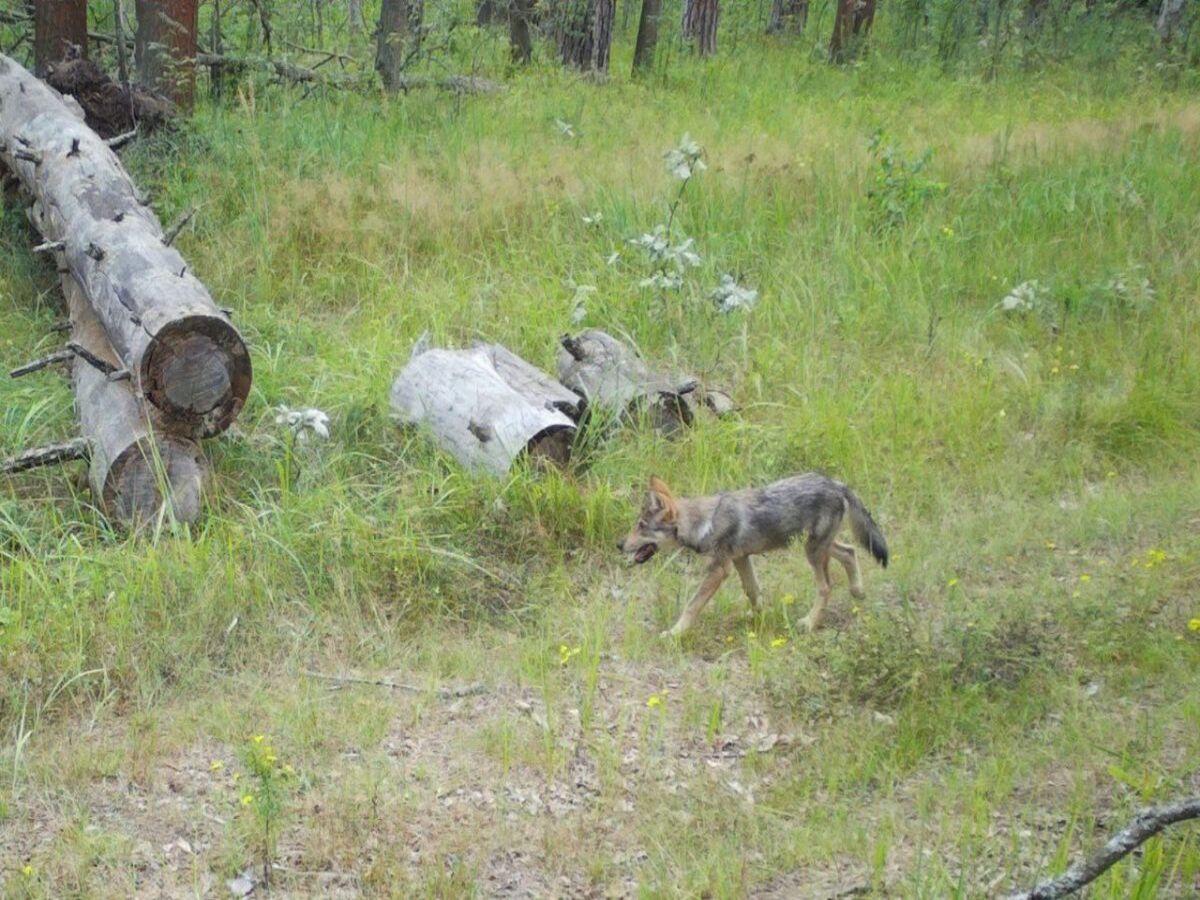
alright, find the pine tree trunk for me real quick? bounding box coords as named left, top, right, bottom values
left=1157, top=0, right=1187, bottom=43
left=558, top=0, right=613, bottom=73
left=632, top=0, right=662, bottom=73
left=682, top=0, right=719, bottom=56
left=830, top=0, right=855, bottom=61
left=376, top=0, right=411, bottom=91
left=134, top=0, right=199, bottom=109
left=590, top=0, right=614, bottom=73
left=33, top=0, right=89, bottom=72
left=509, top=0, right=533, bottom=62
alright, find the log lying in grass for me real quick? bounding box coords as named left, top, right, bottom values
left=66, top=275, right=205, bottom=524
left=391, top=342, right=579, bottom=475
left=2, top=272, right=205, bottom=526
left=0, top=53, right=250, bottom=438
left=557, top=329, right=733, bottom=433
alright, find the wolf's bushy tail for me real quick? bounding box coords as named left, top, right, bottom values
left=843, top=487, right=888, bottom=568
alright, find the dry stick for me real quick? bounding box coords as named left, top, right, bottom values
left=10, top=348, right=75, bottom=378
left=162, top=206, right=197, bottom=247
left=1006, top=797, right=1200, bottom=900
left=303, top=670, right=487, bottom=700
left=1, top=438, right=89, bottom=475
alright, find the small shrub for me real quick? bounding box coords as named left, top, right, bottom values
left=867, top=130, right=946, bottom=230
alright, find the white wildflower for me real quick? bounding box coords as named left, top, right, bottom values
left=605, top=251, right=621, bottom=266
left=664, top=134, right=706, bottom=181
left=554, top=119, right=578, bottom=139
left=630, top=226, right=670, bottom=259
left=664, top=237, right=702, bottom=269
left=275, top=406, right=331, bottom=442
left=641, top=271, right=684, bottom=291
left=582, top=212, right=603, bottom=226
left=999, top=280, right=1048, bottom=313
left=711, top=274, right=758, bottom=313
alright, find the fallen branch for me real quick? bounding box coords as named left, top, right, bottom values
left=193, top=52, right=502, bottom=94
left=9, top=348, right=75, bottom=378
left=1, top=438, right=89, bottom=475
left=1006, top=797, right=1200, bottom=900
left=303, top=671, right=488, bottom=700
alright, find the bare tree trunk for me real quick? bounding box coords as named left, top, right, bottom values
left=476, top=0, right=499, bottom=25
left=632, top=0, right=661, bottom=73
left=768, top=0, right=808, bottom=34
left=558, top=0, right=613, bottom=73
left=830, top=0, right=859, bottom=61
left=376, top=0, right=411, bottom=91
left=0, top=53, right=251, bottom=439
left=590, top=0, right=614, bottom=72
left=1157, top=0, right=1187, bottom=43
left=134, top=0, right=199, bottom=109
left=509, top=0, right=533, bottom=62
left=348, top=0, right=365, bottom=34
left=682, top=0, right=719, bottom=56
left=33, top=0, right=88, bottom=72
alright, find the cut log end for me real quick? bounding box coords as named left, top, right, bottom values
left=103, top=436, right=204, bottom=525
left=142, top=315, right=251, bottom=437
left=523, top=425, right=574, bottom=470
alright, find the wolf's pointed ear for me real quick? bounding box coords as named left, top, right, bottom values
left=648, top=476, right=678, bottom=523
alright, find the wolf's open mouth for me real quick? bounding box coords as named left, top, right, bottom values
left=634, top=543, right=657, bottom=564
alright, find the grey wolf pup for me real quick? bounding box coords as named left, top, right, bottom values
left=619, top=474, right=888, bottom=637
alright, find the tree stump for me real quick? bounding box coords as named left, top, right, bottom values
left=391, top=343, right=580, bottom=475
left=0, top=54, right=251, bottom=438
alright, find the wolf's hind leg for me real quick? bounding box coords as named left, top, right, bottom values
left=733, top=557, right=761, bottom=610
left=831, top=541, right=865, bottom=599
left=662, top=558, right=732, bottom=638
left=800, top=536, right=835, bottom=632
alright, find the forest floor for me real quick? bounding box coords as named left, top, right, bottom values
left=1, top=41, right=1199, bottom=898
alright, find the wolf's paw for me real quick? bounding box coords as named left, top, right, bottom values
left=849, top=585, right=866, bottom=600
left=800, top=614, right=820, bottom=633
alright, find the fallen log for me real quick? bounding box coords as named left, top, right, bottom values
left=391, top=343, right=578, bottom=475
left=194, top=52, right=503, bottom=94
left=2, top=273, right=206, bottom=525
left=556, top=329, right=706, bottom=433
left=66, top=273, right=205, bottom=524
left=0, top=53, right=250, bottom=438
left=43, top=55, right=176, bottom=138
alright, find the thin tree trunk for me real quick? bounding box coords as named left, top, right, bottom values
left=0, top=53, right=251, bottom=439
left=830, top=0, right=859, bottom=61
left=209, top=0, right=225, bottom=99
left=134, top=0, right=199, bottom=109
left=509, top=0, right=533, bottom=62
left=590, top=0, right=614, bottom=72
left=1157, top=0, right=1187, bottom=43
left=376, top=0, right=410, bottom=91
left=682, top=0, right=719, bottom=56
left=348, top=0, right=365, bottom=34
left=476, top=0, right=499, bottom=25
left=768, top=0, right=806, bottom=34
left=632, top=0, right=662, bottom=72
left=33, top=0, right=89, bottom=72
left=114, top=0, right=130, bottom=86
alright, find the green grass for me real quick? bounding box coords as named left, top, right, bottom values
left=2, top=27, right=1200, bottom=898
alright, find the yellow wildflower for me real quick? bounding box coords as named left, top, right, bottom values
left=947, top=578, right=959, bottom=587
left=941, top=226, right=954, bottom=238
left=771, top=637, right=787, bottom=649
left=646, top=694, right=663, bottom=709
left=747, top=631, right=757, bottom=639
left=781, top=594, right=796, bottom=606
left=241, top=794, right=254, bottom=807
left=1188, top=619, right=1200, bottom=632
left=251, top=735, right=265, bottom=744
left=210, top=760, right=223, bottom=772
left=22, top=865, right=33, bottom=877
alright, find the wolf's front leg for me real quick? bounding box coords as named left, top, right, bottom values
left=662, top=558, right=732, bottom=638
left=733, top=557, right=761, bottom=610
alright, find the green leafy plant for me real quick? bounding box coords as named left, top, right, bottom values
left=867, top=130, right=945, bottom=230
